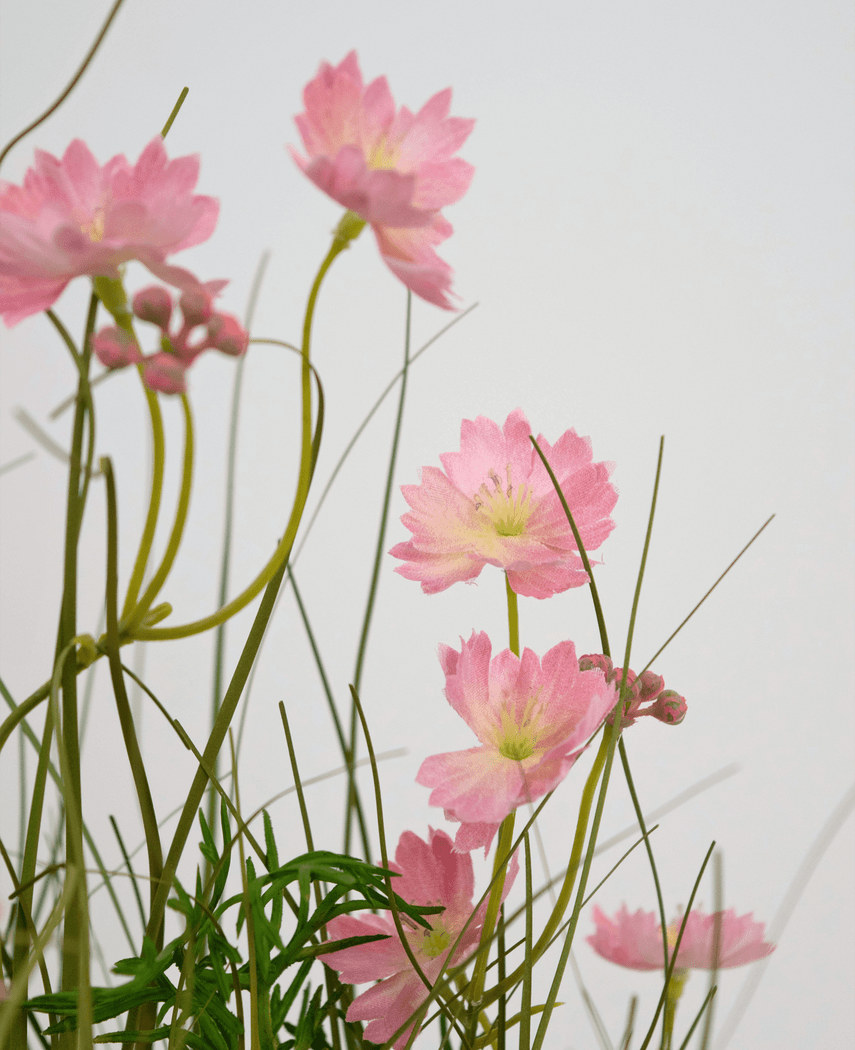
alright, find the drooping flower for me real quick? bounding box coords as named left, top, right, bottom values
left=390, top=409, right=618, bottom=598
left=91, top=280, right=247, bottom=394
left=417, top=631, right=617, bottom=853
left=579, top=654, right=687, bottom=727
left=291, top=51, right=474, bottom=308
left=587, top=905, right=775, bottom=971
left=0, top=138, right=218, bottom=326
left=321, top=828, right=515, bottom=1049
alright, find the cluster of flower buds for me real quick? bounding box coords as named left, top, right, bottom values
left=579, top=653, right=687, bottom=727
left=92, top=281, right=248, bottom=394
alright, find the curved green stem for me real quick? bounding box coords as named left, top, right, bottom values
left=0, top=0, right=127, bottom=173
left=124, top=392, right=194, bottom=629
left=529, top=436, right=610, bottom=657
left=145, top=228, right=339, bottom=946
left=101, top=456, right=163, bottom=931
left=120, top=381, right=165, bottom=622
left=133, top=232, right=351, bottom=642
left=88, top=276, right=168, bottom=627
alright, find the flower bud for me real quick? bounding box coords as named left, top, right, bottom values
left=207, top=312, right=249, bottom=357
left=579, top=653, right=614, bottom=680
left=650, top=690, right=688, bottom=725
left=92, top=326, right=143, bottom=369
left=143, top=352, right=187, bottom=395
left=133, top=286, right=173, bottom=328
left=637, top=670, right=664, bottom=701
left=179, top=285, right=214, bottom=327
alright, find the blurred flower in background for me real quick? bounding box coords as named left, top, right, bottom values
left=0, top=138, right=218, bottom=326
left=291, top=50, right=474, bottom=307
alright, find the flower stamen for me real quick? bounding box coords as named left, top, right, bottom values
left=473, top=464, right=533, bottom=537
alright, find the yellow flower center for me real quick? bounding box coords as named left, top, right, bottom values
left=665, top=923, right=680, bottom=949
left=422, top=922, right=451, bottom=959
left=81, top=206, right=107, bottom=243
left=496, top=692, right=545, bottom=761
left=473, top=465, right=533, bottom=538
left=368, top=137, right=399, bottom=171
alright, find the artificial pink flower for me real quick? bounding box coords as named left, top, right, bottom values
left=0, top=138, right=218, bottom=326
left=587, top=905, right=775, bottom=971
left=579, top=654, right=687, bottom=727
left=391, top=409, right=618, bottom=598
left=417, top=631, right=617, bottom=853
left=291, top=51, right=474, bottom=308
left=321, top=828, right=515, bottom=1049
left=92, top=280, right=247, bottom=394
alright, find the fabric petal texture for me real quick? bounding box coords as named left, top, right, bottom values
left=392, top=409, right=617, bottom=597
left=321, top=827, right=506, bottom=1050
left=292, top=51, right=473, bottom=308
left=0, top=138, right=218, bottom=326
left=418, top=631, right=617, bottom=847
left=587, top=905, right=776, bottom=972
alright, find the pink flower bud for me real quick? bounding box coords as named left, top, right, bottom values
left=579, top=654, right=614, bottom=680
left=206, top=312, right=248, bottom=357
left=91, top=326, right=143, bottom=369
left=132, top=286, right=173, bottom=328
left=637, top=670, right=664, bottom=701
left=179, top=285, right=214, bottom=327
left=650, top=689, right=688, bottom=725
left=589, top=659, right=687, bottom=728
left=142, top=352, right=187, bottom=394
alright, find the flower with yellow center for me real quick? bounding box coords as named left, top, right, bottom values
left=392, top=409, right=618, bottom=599
left=418, top=630, right=617, bottom=854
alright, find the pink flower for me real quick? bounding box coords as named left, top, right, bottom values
left=92, top=280, right=247, bottom=394
left=417, top=631, right=617, bottom=853
left=291, top=51, right=474, bottom=308
left=390, top=409, right=618, bottom=598
left=0, top=138, right=218, bottom=326
left=587, top=905, right=775, bottom=971
left=321, top=828, right=515, bottom=1049
left=579, top=654, right=687, bottom=727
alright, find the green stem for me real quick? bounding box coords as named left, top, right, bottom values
left=288, top=566, right=372, bottom=861
left=345, top=291, right=412, bottom=856
left=699, top=851, right=723, bottom=1050
left=51, top=321, right=94, bottom=1035
left=144, top=228, right=337, bottom=945
left=50, top=644, right=93, bottom=1050
left=120, top=381, right=165, bottom=622
left=0, top=0, right=127, bottom=173
left=102, top=456, right=163, bottom=933
left=637, top=843, right=715, bottom=1050
left=620, top=437, right=664, bottom=678
left=133, top=233, right=348, bottom=642
left=620, top=740, right=669, bottom=971
left=529, top=436, right=610, bottom=656
left=482, top=733, right=609, bottom=1007
left=124, top=393, right=194, bottom=629
left=207, top=251, right=269, bottom=853
left=518, top=835, right=534, bottom=1050
left=469, top=813, right=516, bottom=1008
left=505, top=576, right=519, bottom=656
left=160, top=87, right=188, bottom=138
left=531, top=717, right=624, bottom=1050
left=9, top=690, right=55, bottom=1050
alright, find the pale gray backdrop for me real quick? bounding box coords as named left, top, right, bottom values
left=1, top=1, right=853, bottom=1047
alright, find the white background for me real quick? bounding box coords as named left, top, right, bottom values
left=0, top=1, right=852, bottom=1047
